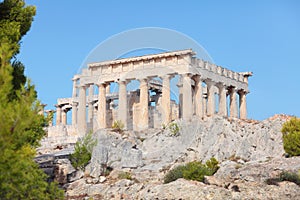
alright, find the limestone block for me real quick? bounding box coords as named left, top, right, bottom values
left=121, top=149, right=143, bottom=168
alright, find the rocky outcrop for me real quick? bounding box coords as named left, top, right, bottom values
left=40, top=114, right=300, bottom=199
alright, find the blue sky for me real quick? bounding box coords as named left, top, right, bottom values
left=18, top=0, right=300, bottom=120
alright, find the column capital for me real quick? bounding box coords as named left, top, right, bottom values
left=182, top=73, right=193, bottom=78
left=205, top=78, right=215, bottom=86
left=238, top=89, right=248, bottom=95
left=193, top=74, right=203, bottom=82
left=228, top=85, right=238, bottom=92
left=55, top=104, right=62, bottom=108
left=215, top=82, right=227, bottom=89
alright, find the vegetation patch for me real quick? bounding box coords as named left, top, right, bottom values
left=281, top=117, right=300, bottom=157
left=162, top=122, right=180, bottom=136
left=266, top=171, right=300, bottom=186
left=164, top=158, right=219, bottom=184
left=118, top=171, right=132, bottom=180
left=112, top=120, right=125, bottom=133
left=70, top=132, right=97, bottom=170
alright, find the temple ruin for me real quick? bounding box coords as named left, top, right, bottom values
left=48, top=49, right=252, bottom=136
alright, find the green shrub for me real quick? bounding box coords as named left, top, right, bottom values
left=118, top=172, right=132, bottom=180
left=266, top=171, right=300, bottom=186
left=70, top=132, right=97, bottom=170
left=168, top=122, right=180, bottom=136
left=279, top=171, right=300, bottom=185
left=163, top=158, right=219, bottom=184
left=112, top=120, right=125, bottom=133
left=281, top=117, right=300, bottom=156
left=164, top=165, right=186, bottom=184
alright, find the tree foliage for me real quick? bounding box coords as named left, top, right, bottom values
left=281, top=117, right=300, bottom=156
left=0, top=1, right=64, bottom=199
left=70, top=132, right=97, bottom=171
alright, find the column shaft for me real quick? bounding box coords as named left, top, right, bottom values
left=56, top=106, right=61, bottom=125
left=218, top=84, right=227, bottom=116
left=194, top=76, right=203, bottom=118
left=88, top=85, right=94, bottom=123
left=106, top=84, right=110, bottom=94
left=161, top=75, right=171, bottom=124
left=182, top=74, right=193, bottom=120
left=72, top=79, right=77, bottom=97
left=62, top=109, right=67, bottom=125
left=118, top=81, right=128, bottom=129
left=139, top=78, right=149, bottom=129
left=78, top=85, right=87, bottom=134
left=98, top=84, right=107, bottom=128
left=72, top=102, right=77, bottom=125
left=229, top=87, right=238, bottom=118
left=206, top=80, right=215, bottom=116
left=239, top=90, right=247, bottom=119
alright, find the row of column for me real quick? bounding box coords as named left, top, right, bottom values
left=55, top=105, right=70, bottom=125
left=73, top=73, right=248, bottom=133
left=196, top=77, right=247, bottom=119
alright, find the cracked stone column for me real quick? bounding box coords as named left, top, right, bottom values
left=98, top=83, right=107, bottom=128
left=78, top=85, right=87, bottom=134
left=161, top=75, right=171, bottom=124
left=55, top=105, right=62, bottom=125
left=229, top=87, right=238, bottom=118
left=139, top=78, right=149, bottom=129
left=72, top=102, right=78, bottom=125
left=239, top=90, right=247, bottom=119
left=206, top=79, right=215, bottom=116
left=217, top=83, right=227, bottom=117
left=194, top=75, right=203, bottom=119
left=182, top=73, right=193, bottom=120
left=118, top=80, right=128, bottom=129
left=88, top=85, right=94, bottom=123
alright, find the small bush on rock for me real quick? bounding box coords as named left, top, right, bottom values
left=281, top=117, right=300, bottom=156
left=70, top=132, right=97, bottom=170
left=169, top=122, right=180, bottom=136
left=266, top=171, right=300, bottom=186
left=163, top=158, right=219, bottom=184
left=118, top=172, right=132, bottom=180
left=112, top=120, right=125, bottom=133
left=163, top=165, right=187, bottom=184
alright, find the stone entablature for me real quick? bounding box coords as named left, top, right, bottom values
left=49, top=49, right=252, bottom=136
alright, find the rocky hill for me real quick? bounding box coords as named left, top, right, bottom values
left=37, top=114, right=300, bottom=199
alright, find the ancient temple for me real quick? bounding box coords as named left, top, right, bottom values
left=48, top=49, right=252, bottom=136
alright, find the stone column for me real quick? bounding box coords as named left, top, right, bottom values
left=218, top=83, right=227, bottom=117
left=194, top=75, right=203, bottom=119
left=229, top=87, right=238, bottom=118
left=98, top=83, right=107, bottom=128
left=206, top=79, right=215, bottom=116
left=45, top=110, right=54, bottom=126
left=239, top=90, right=247, bottom=119
left=78, top=85, right=87, bottom=134
left=72, top=77, right=78, bottom=98
left=182, top=73, right=193, bottom=120
left=139, top=78, right=149, bottom=129
left=55, top=105, right=62, bottom=125
left=88, top=85, right=94, bottom=123
left=106, top=84, right=110, bottom=94
left=118, top=80, right=128, bottom=129
left=161, top=75, right=171, bottom=124
left=72, top=102, right=78, bottom=125
left=61, top=108, right=67, bottom=125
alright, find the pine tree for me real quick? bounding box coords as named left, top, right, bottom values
left=0, top=1, right=64, bottom=199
